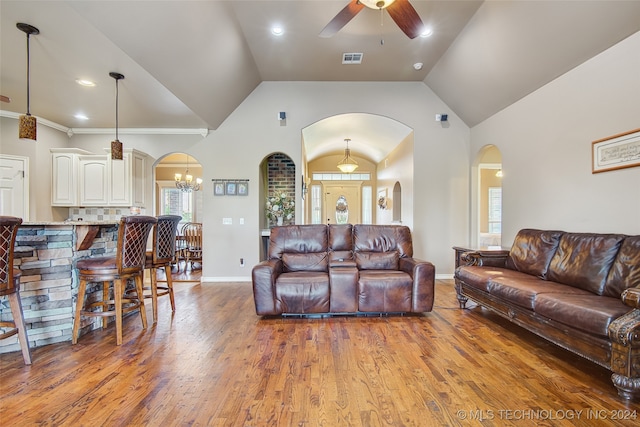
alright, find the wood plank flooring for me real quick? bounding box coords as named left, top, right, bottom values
left=1, top=279, right=639, bottom=426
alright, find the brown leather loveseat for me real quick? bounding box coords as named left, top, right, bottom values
left=252, top=224, right=435, bottom=316
left=455, top=229, right=640, bottom=401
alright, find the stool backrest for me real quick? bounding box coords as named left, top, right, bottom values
left=117, top=215, right=157, bottom=274
left=153, top=215, right=182, bottom=264
left=0, top=216, right=22, bottom=293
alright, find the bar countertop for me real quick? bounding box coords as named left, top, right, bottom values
left=22, top=220, right=120, bottom=226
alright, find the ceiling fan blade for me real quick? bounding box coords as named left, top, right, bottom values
left=0, top=95, right=10, bottom=103
left=319, top=0, right=365, bottom=38
left=386, top=0, right=424, bottom=39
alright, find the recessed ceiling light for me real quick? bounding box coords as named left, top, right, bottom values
left=413, top=62, right=423, bottom=70
left=271, top=26, right=283, bottom=36
left=76, top=79, right=96, bottom=87
left=420, top=28, right=433, bottom=38
left=74, top=113, right=89, bottom=120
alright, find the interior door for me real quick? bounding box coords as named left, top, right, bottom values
left=322, top=182, right=362, bottom=225
left=0, top=155, right=29, bottom=219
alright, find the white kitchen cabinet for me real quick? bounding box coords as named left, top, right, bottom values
left=106, top=149, right=147, bottom=208
left=79, top=155, right=108, bottom=206
left=50, top=148, right=90, bottom=206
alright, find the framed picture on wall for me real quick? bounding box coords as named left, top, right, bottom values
left=237, top=181, right=248, bottom=196
left=214, top=181, right=225, bottom=196
left=592, top=128, right=640, bottom=173
left=225, top=181, right=237, bottom=195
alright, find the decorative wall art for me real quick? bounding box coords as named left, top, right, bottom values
left=212, top=179, right=249, bottom=196
left=592, top=128, right=640, bottom=173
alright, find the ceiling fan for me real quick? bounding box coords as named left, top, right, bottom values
left=320, top=0, right=424, bottom=39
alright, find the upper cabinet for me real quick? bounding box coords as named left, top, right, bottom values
left=51, top=148, right=148, bottom=207
left=51, top=148, right=90, bottom=206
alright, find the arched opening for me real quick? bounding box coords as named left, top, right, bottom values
left=392, top=181, right=402, bottom=223
left=472, top=145, right=502, bottom=247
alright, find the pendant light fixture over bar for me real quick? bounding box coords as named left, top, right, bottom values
left=337, top=138, right=359, bottom=173
left=109, top=72, right=124, bottom=160
left=17, top=23, right=39, bottom=141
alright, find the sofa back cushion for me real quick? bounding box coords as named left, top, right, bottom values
left=547, top=233, right=624, bottom=295
left=328, top=224, right=353, bottom=261
left=269, top=225, right=328, bottom=272
left=353, top=225, right=412, bottom=270
left=506, top=229, right=563, bottom=278
left=603, top=235, right=640, bottom=297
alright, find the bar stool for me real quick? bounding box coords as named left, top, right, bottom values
left=72, top=215, right=157, bottom=346
left=0, top=216, right=31, bottom=364
left=143, top=215, right=181, bottom=323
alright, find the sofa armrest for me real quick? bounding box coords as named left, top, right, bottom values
left=621, top=288, right=640, bottom=309
left=461, top=249, right=510, bottom=267
left=252, top=259, right=283, bottom=315
left=399, top=257, right=435, bottom=312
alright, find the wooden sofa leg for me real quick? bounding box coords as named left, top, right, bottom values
left=454, top=279, right=468, bottom=309
left=608, top=309, right=640, bottom=401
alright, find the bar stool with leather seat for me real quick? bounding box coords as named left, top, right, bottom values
left=0, top=216, right=31, bottom=364
left=142, top=215, right=181, bottom=323
left=72, top=215, right=157, bottom=346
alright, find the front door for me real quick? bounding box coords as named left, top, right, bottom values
left=0, top=155, right=29, bottom=219
left=322, top=182, right=362, bottom=225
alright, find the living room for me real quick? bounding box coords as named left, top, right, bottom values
left=1, top=1, right=639, bottom=424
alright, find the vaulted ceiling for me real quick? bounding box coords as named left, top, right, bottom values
left=2, top=1, right=639, bottom=161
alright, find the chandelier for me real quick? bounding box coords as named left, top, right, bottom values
left=337, top=138, right=359, bottom=173
left=175, top=154, right=202, bottom=192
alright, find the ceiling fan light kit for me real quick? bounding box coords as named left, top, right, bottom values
left=109, top=72, right=125, bottom=160
left=17, top=22, right=40, bottom=141
left=321, top=0, right=423, bottom=39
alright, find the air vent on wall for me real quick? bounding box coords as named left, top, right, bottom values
left=342, top=53, right=363, bottom=64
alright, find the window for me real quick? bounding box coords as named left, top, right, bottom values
left=362, top=186, right=372, bottom=224
left=488, top=187, right=502, bottom=233
left=158, top=181, right=200, bottom=228
left=311, top=185, right=322, bottom=224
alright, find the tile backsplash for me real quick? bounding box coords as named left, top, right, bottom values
left=68, top=207, right=146, bottom=221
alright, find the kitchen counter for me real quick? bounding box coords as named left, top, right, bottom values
left=0, top=222, right=120, bottom=354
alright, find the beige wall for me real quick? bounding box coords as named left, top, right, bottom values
left=471, top=30, right=640, bottom=246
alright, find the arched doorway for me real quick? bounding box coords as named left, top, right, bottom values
left=392, top=181, right=402, bottom=223
left=154, top=152, right=203, bottom=226
left=473, top=145, right=502, bottom=247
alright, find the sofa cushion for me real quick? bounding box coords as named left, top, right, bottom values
left=282, top=252, right=328, bottom=272
left=269, top=225, right=328, bottom=259
left=604, top=235, right=640, bottom=298
left=275, top=272, right=330, bottom=313
left=534, top=293, right=631, bottom=337
left=328, top=224, right=353, bottom=262
left=358, top=270, right=412, bottom=312
left=506, top=229, right=563, bottom=278
left=353, top=225, right=413, bottom=257
left=547, top=233, right=624, bottom=295
left=454, top=266, right=511, bottom=292
left=487, top=276, right=591, bottom=310
left=355, top=251, right=399, bottom=270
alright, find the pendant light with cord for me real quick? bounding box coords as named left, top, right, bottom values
left=109, top=72, right=125, bottom=160
left=17, top=23, right=40, bottom=141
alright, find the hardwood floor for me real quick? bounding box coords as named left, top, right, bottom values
left=2, top=279, right=639, bottom=426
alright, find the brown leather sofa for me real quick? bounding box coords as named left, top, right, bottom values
left=454, top=229, right=640, bottom=401
left=252, top=224, right=435, bottom=316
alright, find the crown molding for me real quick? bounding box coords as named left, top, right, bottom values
left=1, top=110, right=209, bottom=138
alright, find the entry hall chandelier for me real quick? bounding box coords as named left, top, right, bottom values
left=337, top=138, right=359, bottom=173
left=175, top=154, right=202, bottom=192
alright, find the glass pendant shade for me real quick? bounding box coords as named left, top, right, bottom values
left=19, top=114, right=37, bottom=140
left=337, top=139, right=358, bottom=173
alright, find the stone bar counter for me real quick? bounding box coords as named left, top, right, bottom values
left=0, top=221, right=119, bottom=355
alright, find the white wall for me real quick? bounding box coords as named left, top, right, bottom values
left=471, top=31, right=640, bottom=246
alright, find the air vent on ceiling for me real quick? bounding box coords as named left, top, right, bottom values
left=342, top=53, right=363, bottom=64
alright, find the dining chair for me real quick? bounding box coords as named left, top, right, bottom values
left=183, top=222, right=203, bottom=271
left=0, top=216, right=31, bottom=364
left=143, top=215, right=182, bottom=323
left=72, top=215, right=157, bottom=345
